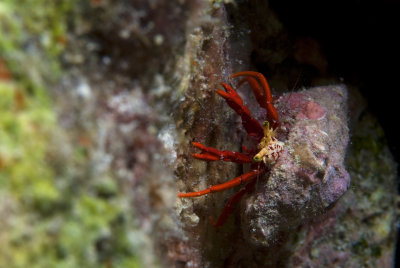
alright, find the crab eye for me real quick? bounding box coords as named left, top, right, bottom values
left=253, top=155, right=261, bottom=162
left=263, top=121, right=269, bottom=127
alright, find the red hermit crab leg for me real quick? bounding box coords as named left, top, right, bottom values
left=177, top=169, right=262, bottom=197
left=237, top=76, right=266, bottom=111
left=210, top=178, right=258, bottom=227
left=217, top=83, right=264, bottom=141
left=230, top=71, right=279, bottom=128
left=192, top=142, right=253, bottom=163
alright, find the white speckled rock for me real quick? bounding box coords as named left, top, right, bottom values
left=242, top=85, right=350, bottom=247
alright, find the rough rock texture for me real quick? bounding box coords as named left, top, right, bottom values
left=286, top=105, right=398, bottom=268
left=175, top=83, right=351, bottom=266
left=58, top=1, right=397, bottom=267
left=240, top=86, right=350, bottom=256
left=3, top=0, right=397, bottom=267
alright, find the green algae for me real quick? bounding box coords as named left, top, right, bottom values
left=0, top=76, right=142, bottom=268
left=0, top=1, right=142, bottom=267
left=0, top=0, right=76, bottom=87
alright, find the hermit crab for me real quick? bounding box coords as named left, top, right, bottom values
left=178, top=71, right=284, bottom=227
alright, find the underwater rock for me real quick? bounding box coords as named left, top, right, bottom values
left=242, top=85, right=350, bottom=249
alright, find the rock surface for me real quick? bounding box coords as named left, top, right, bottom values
left=2, top=0, right=397, bottom=267
left=242, top=85, right=350, bottom=250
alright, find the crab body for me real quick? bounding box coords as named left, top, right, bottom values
left=178, top=71, right=283, bottom=227
left=255, top=137, right=284, bottom=163
left=253, top=121, right=284, bottom=164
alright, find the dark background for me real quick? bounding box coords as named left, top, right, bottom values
left=269, top=0, right=399, bottom=167
left=269, top=0, right=399, bottom=264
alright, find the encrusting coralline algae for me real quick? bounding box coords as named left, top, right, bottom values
left=242, top=85, right=350, bottom=249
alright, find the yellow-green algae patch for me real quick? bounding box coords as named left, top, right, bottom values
left=0, top=78, right=141, bottom=268
left=0, top=1, right=143, bottom=267
left=0, top=81, right=59, bottom=207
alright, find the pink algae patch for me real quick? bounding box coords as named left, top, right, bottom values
left=303, top=101, right=326, bottom=120
left=284, top=92, right=326, bottom=120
